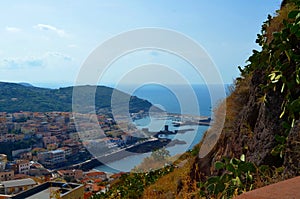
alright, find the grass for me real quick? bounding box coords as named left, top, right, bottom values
left=142, top=156, right=199, bottom=199
left=139, top=75, right=253, bottom=198
left=265, top=3, right=297, bottom=43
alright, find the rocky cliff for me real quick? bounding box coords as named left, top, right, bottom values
left=194, top=0, right=300, bottom=187
left=142, top=1, right=300, bottom=198
left=90, top=1, right=300, bottom=198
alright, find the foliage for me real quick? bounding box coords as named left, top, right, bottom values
left=199, top=155, right=256, bottom=199
left=151, top=147, right=170, bottom=161
left=133, top=148, right=173, bottom=172
left=90, top=165, right=174, bottom=199
left=239, top=1, right=300, bottom=159
left=0, top=82, right=152, bottom=113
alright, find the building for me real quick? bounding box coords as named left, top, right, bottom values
left=42, top=136, right=58, bottom=148
left=0, top=155, right=7, bottom=171
left=0, top=171, right=14, bottom=181
left=15, top=160, right=30, bottom=175
left=85, top=171, right=107, bottom=181
left=0, top=178, right=36, bottom=195
left=1, top=181, right=84, bottom=199
left=37, top=150, right=66, bottom=168
left=58, top=147, right=72, bottom=157
left=19, top=152, right=32, bottom=161
left=57, top=169, right=83, bottom=181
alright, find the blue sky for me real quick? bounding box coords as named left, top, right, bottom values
left=0, top=0, right=282, bottom=88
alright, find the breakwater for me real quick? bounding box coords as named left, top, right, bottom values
left=59, top=138, right=171, bottom=171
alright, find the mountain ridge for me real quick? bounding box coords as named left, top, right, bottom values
left=0, top=81, right=152, bottom=114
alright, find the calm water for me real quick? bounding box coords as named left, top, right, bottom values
left=94, top=84, right=227, bottom=173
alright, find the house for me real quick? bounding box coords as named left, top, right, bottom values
left=42, top=136, right=58, bottom=148
left=15, top=160, right=30, bottom=175
left=58, top=147, right=72, bottom=157
left=37, top=150, right=66, bottom=168
left=28, top=162, right=49, bottom=177
left=84, top=171, right=107, bottom=181
left=19, top=152, right=33, bottom=161
left=0, top=170, right=14, bottom=181
left=57, top=169, right=83, bottom=180
left=0, top=178, right=36, bottom=195
left=0, top=154, right=7, bottom=171
left=85, top=183, right=106, bottom=193
left=7, top=181, right=84, bottom=199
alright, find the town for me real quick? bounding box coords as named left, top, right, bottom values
left=0, top=111, right=146, bottom=198
left=0, top=110, right=211, bottom=198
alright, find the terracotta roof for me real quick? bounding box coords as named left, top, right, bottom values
left=94, top=179, right=102, bottom=183
left=235, top=176, right=300, bottom=199
left=110, top=172, right=126, bottom=179
left=85, top=171, right=106, bottom=177
left=92, top=184, right=105, bottom=192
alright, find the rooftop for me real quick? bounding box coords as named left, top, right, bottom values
left=0, top=178, right=36, bottom=188
left=49, top=149, right=64, bottom=154
left=9, top=182, right=83, bottom=199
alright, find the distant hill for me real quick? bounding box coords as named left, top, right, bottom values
left=0, top=82, right=152, bottom=114
left=18, top=82, right=34, bottom=87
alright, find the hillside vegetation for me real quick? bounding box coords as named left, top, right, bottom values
left=94, top=1, right=300, bottom=198
left=0, top=82, right=152, bottom=114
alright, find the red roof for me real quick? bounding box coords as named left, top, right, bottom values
left=84, top=192, right=93, bottom=199
left=85, top=171, right=106, bottom=178
left=110, top=172, right=126, bottom=179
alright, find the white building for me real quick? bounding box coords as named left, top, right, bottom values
left=0, top=178, right=36, bottom=195
left=38, top=150, right=66, bottom=168
left=16, top=160, right=30, bottom=175
left=0, top=154, right=7, bottom=171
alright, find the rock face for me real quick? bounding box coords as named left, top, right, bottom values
left=242, top=70, right=284, bottom=167
left=196, top=68, right=298, bottom=178
left=195, top=0, right=300, bottom=179
left=284, top=120, right=300, bottom=177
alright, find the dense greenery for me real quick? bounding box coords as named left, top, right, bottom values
left=195, top=2, right=300, bottom=198
left=91, top=165, right=174, bottom=199
left=0, top=82, right=152, bottom=113
left=150, top=147, right=170, bottom=161
left=239, top=0, right=300, bottom=159
left=199, top=155, right=256, bottom=199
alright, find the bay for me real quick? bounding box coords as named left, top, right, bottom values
left=94, top=84, right=227, bottom=173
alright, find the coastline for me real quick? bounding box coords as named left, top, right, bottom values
left=50, top=114, right=210, bottom=172
left=52, top=138, right=172, bottom=172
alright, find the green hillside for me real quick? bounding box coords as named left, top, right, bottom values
left=0, top=82, right=152, bottom=114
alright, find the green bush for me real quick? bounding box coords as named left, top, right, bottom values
left=199, top=155, right=256, bottom=199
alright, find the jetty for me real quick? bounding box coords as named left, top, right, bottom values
left=52, top=138, right=171, bottom=172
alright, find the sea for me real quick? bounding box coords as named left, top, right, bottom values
left=94, top=84, right=229, bottom=173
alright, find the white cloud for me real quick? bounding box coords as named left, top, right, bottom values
left=34, top=24, right=68, bottom=38
left=46, top=52, right=72, bottom=61
left=0, top=52, right=72, bottom=69
left=1, top=56, right=44, bottom=69
left=68, top=44, right=77, bottom=48
left=5, top=27, right=21, bottom=33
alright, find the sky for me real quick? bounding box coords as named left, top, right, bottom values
left=0, top=0, right=282, bottom=88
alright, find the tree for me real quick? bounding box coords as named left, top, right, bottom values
left=151, top=148, right=170, bottom=161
